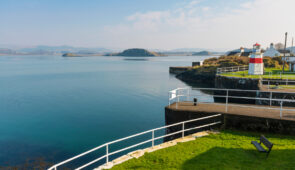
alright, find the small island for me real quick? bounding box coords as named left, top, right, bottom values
left=106, top=48, right=165, bottom=57
left=62, top=53, right=82, bottom=57
left=192, top=51, right=212, bottom=56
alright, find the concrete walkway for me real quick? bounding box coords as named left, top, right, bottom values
left=167, top=102, right=295, bottom=121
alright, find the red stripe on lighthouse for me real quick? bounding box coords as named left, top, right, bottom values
left=250, top=58, right=263, bottom=63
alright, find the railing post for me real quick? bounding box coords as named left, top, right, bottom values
left=187, top=88, right=189, bottom=101
left=168, top=93, right=170, bottom=106
left=280, top=101, right=283, bottom=119
left=182, top=122, right=185, bottom=138
left=268, top=80, right=270, bottom=89
left=286, top=79, right=288, bottom=86
left=176, top=94, right=179, bottom=109
left=106, top=144, right=109, bottom=164
left=152, top=130, right=154, bottom=147
left=225, top=90, right=229, bottom=113
left=280, top=72, right=282, bottom=79
left=54, top=167, right=57, bottom=170
left=270, top=92, right=272, bottom=106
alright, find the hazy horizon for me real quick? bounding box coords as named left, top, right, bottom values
left=1, top=0, right=295, bottom=50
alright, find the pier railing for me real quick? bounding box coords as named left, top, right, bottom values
left=216, top=65, right=248, bottom=75
left=169, top=87, right=295, bottom=119
left=48, top=114, right=221, bottom=170
left=261, top=79, right=295, bottom=89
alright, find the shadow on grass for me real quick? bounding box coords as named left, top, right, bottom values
left=220, top=130, right=295, bottom=140
left=181, top=147, right=295, bottom=170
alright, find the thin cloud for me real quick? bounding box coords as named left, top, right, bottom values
left=101, top=0, right=295, bottom=50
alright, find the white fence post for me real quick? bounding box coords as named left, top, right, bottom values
left=152, top=130, right=154, bottom=147
left=176, top=94, right=179, bottom=109
left=106, top=144, right=109, bottom=164
left=280, top=101, right=283, bottom=119
left=225, top=90, right=229, bottom=112
left=270, top=92, right=272, bottom=106
left=182, top=122, right=185, bottom=138
left=187, top=88, right=189, bottom=101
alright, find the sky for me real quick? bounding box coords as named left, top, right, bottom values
left=0, top=0, right=295, bottom=50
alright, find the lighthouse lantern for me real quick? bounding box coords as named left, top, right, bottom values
left=248, top=43, right=264, bottom=75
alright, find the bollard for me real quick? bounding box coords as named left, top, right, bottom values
left=194, top=98, right=197, bottom=106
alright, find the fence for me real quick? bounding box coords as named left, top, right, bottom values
left=261, top=79, right=295, bottom=89
left=216, top=65, right=248, bottom=75
left=48, top=114, right=221, bottom=170
left=264, top=71, right=295, bottom=79
left=169, top=87, right=295, bottom=119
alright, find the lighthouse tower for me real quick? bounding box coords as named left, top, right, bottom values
left=248, top=43, right=264, bottom=75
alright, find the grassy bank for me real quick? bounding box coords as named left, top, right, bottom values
left=111, top=130, right=295, bottom=170
left=221, top=68, right=295, bottom=80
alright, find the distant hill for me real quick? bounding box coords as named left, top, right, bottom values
left=192, top=51, right=212, bottom=56
left=106, top=48, right=165, bottom=57
left=62, top=53, right=82, bottom=57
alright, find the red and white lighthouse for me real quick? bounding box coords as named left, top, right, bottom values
left=248, top=43, right=264, bottom=75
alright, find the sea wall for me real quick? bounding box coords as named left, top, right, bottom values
left=164, top=107, right=222, bottom=141
left=223, top=114, right=295, bottom=135
left=176, top=71, right=215, bottom=87
left=165, top=107, right=295, bottom=136
left=215, top=75, right=260, bottom=89
left=169, top=67, right=192, bottom=75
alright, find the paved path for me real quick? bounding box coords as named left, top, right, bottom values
left=168, top=102, right=295, bottom=121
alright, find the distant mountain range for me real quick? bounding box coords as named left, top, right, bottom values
left=0, top=45, right=115, bottom=55
left=0, top=45, right=225, bottom=56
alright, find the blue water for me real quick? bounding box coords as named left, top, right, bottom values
left=0, top=55, right=211, bottom=167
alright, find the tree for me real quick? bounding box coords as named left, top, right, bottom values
left=275, top=43, right=284, bottom=50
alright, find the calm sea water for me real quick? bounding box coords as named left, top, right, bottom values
left=0, top=55, right=212, bottom=167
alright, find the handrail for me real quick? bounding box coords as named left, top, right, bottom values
left=48, top=114, right=221, bottom=170
left=168, top=87, right=295, bottom=119
left=216, top=65, right=248, bottom=74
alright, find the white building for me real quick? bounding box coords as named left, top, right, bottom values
left=263, top=43, right=281, bottom=57
left=248, top=43, right=264, bottom=75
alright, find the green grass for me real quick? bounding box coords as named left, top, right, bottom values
left=111, top=130, right=295, bottom=170
left=221, top=68, right=295, bottom=80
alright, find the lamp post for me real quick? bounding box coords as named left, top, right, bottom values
left=282, top=32, right=288, bottom=74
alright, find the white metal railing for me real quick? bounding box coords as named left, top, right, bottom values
left=216, top=65, right=248, bottom=74
left=168, top=87, right=295, bottom=118
left=48, top=114, right=221, bottom=170
left=261, top=79, right=295, bottom=89
left=264, top=71, right=295, bottom=79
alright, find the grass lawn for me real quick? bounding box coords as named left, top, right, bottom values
left=111, top=130, right=295, bottom=170
left=221, top=68, right=295, bottom=80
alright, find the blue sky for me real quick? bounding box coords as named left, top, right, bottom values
left=0, top=0, right=294, bottom=50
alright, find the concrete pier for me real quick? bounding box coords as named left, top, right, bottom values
left=166, top=102, right=295, bottom=135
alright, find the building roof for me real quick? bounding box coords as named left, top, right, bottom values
left=254, top=43, right=261, bottom=46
